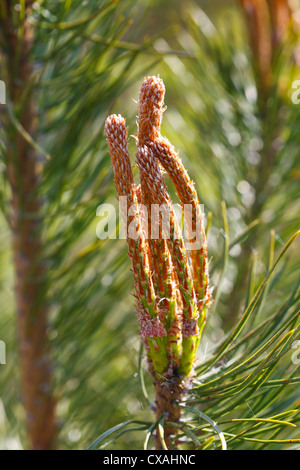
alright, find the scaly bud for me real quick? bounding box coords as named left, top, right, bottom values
left=105, top=115, right=168, bottom=375
left=138, top=75, right=165, bottom=146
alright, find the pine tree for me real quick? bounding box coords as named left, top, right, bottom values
left=0, top=0, right=299, bottom=451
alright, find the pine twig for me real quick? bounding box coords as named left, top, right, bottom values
left=105, top=76, right=210, bottom=449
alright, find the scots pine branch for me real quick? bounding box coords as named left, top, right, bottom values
left=105, top=76, right=210, bottom=449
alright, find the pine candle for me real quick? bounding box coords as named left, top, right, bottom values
left=105, top=76, right=211, bottom=449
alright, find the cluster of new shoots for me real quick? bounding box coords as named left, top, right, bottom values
left=105, top=76, right=210, bottom=383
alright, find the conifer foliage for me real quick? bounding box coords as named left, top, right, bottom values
left=105, top=76, right=211, bottom=448
left=0, top=0, right=299, bottom=451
